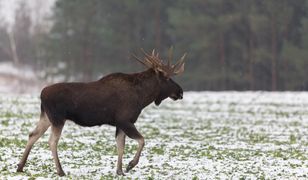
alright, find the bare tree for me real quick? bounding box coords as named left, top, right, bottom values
left=12, top=1, right=33, bottom=65
left=8, top=30, right=19, bottom=65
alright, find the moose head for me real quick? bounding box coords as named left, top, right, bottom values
left=133, top=48, right=186, bottom=105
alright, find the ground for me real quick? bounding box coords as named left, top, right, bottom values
left=0, top=92, right=307, bottom=179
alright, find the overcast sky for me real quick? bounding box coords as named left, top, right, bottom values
left=0, top=0, right=55, bottom=26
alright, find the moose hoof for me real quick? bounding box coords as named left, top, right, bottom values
left=116, top=169, right=125, bottom=176
left=57, top=170, right=66, bottom=177
left=16, top=164, right=24, bottom=172
left=126, top=161, right=136, bottom=172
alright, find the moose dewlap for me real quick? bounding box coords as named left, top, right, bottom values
left=16, top=49, right=186, bottom=176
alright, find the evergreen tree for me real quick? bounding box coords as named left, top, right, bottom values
left=42, top=0, right=308, bottom=90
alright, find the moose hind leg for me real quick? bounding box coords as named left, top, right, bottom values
left=119, top=123, right=144, bottom=173
left=17, top=112, right=51, bottom=172
left=49, top=123, right=65, bottom=176
left=115, top=128, right=126, bottom=175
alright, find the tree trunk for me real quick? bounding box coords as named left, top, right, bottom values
left=82, top=26, right=92, bottom=81
left=248, top=26, right=254, bottom=90
left=154, top=0, right=161, bottom=51
left=271, top=16, right=277, bottom=91
left=219, top=32, right=226, bottom=90
left=8, top=31, right=20, bottom=65
left=82, top=43, right=91, bottom=81
left=82, top=3, right=96, bottom=81
left=64, top=18, right=72, bottom=81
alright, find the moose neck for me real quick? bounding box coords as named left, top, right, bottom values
left=135, top=69, right=161, bottom=108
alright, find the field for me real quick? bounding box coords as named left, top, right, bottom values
left=0, top=92, right=307, bottom=179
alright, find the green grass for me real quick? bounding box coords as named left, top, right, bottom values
left=0, top=92, right=307, bottom=179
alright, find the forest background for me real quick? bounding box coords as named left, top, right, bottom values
left=1, top=0, right=308, bottom=91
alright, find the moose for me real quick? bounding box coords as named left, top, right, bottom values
left=16, top=49, right=186, bottom=176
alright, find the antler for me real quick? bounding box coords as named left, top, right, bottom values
left=132, top=48, right=187, bottom=77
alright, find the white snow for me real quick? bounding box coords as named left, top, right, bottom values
left=0, top=92, right=307, bottom=179
left=0, top=62, right=42, bottom=94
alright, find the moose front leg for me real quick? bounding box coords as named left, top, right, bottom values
left=115, top=128, right=126, bottom=175
left=126, top=136, right=144, bottom=172
left=118, top=122, right=144, bottom=173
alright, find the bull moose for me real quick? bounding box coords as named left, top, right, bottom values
left=16, top=49, right=186, bottom=176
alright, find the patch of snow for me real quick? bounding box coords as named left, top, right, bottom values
left=0, top=92, right=308, bottom=179
left=0, top=62, right=42, bottom=94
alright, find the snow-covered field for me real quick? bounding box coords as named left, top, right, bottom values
left=0, top=62, right=42, bottom=94
left=0, top=92, right=307, bottom=179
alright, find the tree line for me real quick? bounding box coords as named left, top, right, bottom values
left=0, top=0, right=308, bottom=91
